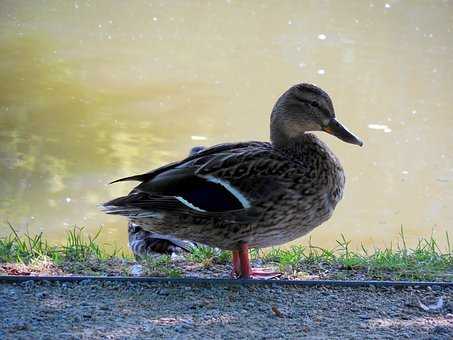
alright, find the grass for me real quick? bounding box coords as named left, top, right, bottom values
left=0, top=223, right=117, bottom=264
left=141, top=255, right=184, bottom=278
left=259, top=228, right=452, bottom=281
left=1, top=224, right=452, bottom=281
left=187, top=246, right=231, bottom=266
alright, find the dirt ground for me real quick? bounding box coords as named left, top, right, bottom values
left=1, top=280, right=452, bottom=339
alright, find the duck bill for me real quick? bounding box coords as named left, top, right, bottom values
left=323, top=119, right=363, bottom=146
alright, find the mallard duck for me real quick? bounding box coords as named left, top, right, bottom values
left=128, top=146, right=205, bottom=257
left=103, top=83, right=363, bottom=279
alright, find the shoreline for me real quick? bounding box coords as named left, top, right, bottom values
left=2, top=226, right=452, bottom=338
left=1, top=226, right=451, bottom=282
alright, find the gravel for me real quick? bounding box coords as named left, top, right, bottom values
left=1, top=281, right=452, bottom=339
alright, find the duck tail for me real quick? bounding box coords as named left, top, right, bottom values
left=100, top=204, right=163, bottom=219
left=100, top=194, right=136, bottom=215
left=100, top=194, right=164, bottom=219
left=99, top=203, right=136, bottom=216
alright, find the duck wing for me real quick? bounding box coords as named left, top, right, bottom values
left=104, top=142, right=273, bottom=223
left=110, top=142, right=259, bottom=184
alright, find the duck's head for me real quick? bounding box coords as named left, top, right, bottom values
left=270, top=83, right=363, bottom=147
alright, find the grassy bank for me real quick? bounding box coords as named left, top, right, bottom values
left=0, top=224, right=452, bottom=281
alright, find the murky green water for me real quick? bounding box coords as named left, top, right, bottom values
left=1, top=1, right=452, bottom=250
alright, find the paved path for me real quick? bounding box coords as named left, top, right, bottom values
left=1, top=281, right=452, bottom=339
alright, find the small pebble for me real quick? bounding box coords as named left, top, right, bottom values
left=35, top=292, right=48, bottom=299
left=130, top=264, right=144, bottom=276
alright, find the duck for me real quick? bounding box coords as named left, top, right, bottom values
left=103, top=83, right=363, bottom=279
left=127, top=146, right=205, bottom=257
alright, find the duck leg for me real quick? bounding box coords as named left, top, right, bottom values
left=237, top=243, right=281, bottom=279
left=230, top=250, right=241, bottom=278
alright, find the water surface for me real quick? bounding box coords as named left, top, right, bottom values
left=1, top=1, right=452, bottom=250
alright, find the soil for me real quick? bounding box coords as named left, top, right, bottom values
left=1, top=255, right=451, bottom=282
left=1, top=280, right=452, bottom=339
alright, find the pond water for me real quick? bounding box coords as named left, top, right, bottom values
left=1, top=1, right=452, bottom=251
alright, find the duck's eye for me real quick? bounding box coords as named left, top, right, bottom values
left=311, top=101, right=319, bottom=108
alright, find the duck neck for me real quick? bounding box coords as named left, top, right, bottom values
left=270, top=115, right=312, bottom=152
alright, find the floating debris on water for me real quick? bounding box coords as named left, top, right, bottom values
left=368, top=124, right=392, bottom=133
left=191, top=135, right=207, bottom=141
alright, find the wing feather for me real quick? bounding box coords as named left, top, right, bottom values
left=103, top=192, right=258, bottom=223
left=105, top=141, right=286, bottom=222
left=110, top=142, right=262, bottom=184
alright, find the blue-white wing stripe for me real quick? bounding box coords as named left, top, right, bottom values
left=205, top=176, right=251, bottom=209
left=175, top=196, right=207, bottom=212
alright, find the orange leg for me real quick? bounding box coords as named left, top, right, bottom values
left=238, top=243, right=252, bottom=278
left=231, top=250, right=241, bottom=278
left=232, top=243, right=281, bottom=279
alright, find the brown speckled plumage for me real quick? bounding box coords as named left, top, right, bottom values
left=103, top=83, right=362, bottom=255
